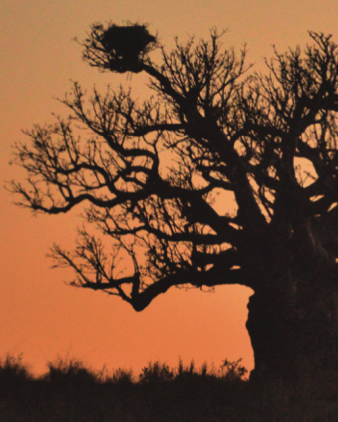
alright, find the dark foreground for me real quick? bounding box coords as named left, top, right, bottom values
left=1, top=356, right=338, bottom=422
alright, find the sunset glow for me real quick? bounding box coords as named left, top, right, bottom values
left=2, top=0, right=338, bottom=377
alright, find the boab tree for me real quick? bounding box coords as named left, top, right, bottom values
left=9, top=23, right=338, bottom=389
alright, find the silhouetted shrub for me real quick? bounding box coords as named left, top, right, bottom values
left=105, top=367, right=134, bottom=385
left=139, top=361, right=175, bottom=384
left=176, top=359, right=198, bottom=379
left=4, top=355, right=336, bottom=421
left=0, top=354, right=32, bottom=393
left=41, top=357, right=98, bottom=386
left=220, top=358, right=248, bottom=382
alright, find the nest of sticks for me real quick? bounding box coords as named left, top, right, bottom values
left=100, top=24, right=157, bottom=72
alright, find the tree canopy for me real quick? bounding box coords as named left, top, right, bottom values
left=9, top=25, right=338, bottom=314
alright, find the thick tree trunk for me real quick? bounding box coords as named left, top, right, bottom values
left=242, top=215, right=338, bottom=397
left=246, top=271, right=338, bottom=397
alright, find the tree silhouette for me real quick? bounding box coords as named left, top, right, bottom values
left=9, top=23, right=338, bottom=391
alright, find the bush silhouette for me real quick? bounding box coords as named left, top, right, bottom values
left=0, top=354, right=32, bottom=396
left=139, top=361, right=175, bottom=384
left=41, top=357, right=98, bottom=386
left=1, top=355, right=338, bottom=421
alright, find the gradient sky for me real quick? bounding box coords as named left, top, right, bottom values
left=1, top=0, right=338, bottom=376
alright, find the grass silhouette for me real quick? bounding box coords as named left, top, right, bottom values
left=1, top=354, right=338, bottom=421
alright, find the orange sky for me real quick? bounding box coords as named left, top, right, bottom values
left=1, top=0, right=338, bottom=377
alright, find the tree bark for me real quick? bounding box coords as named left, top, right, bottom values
left=246, top=261, right=338, bottom=398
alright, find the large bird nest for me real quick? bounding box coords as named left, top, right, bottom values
left=100, top=23, right=157, bottom=73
